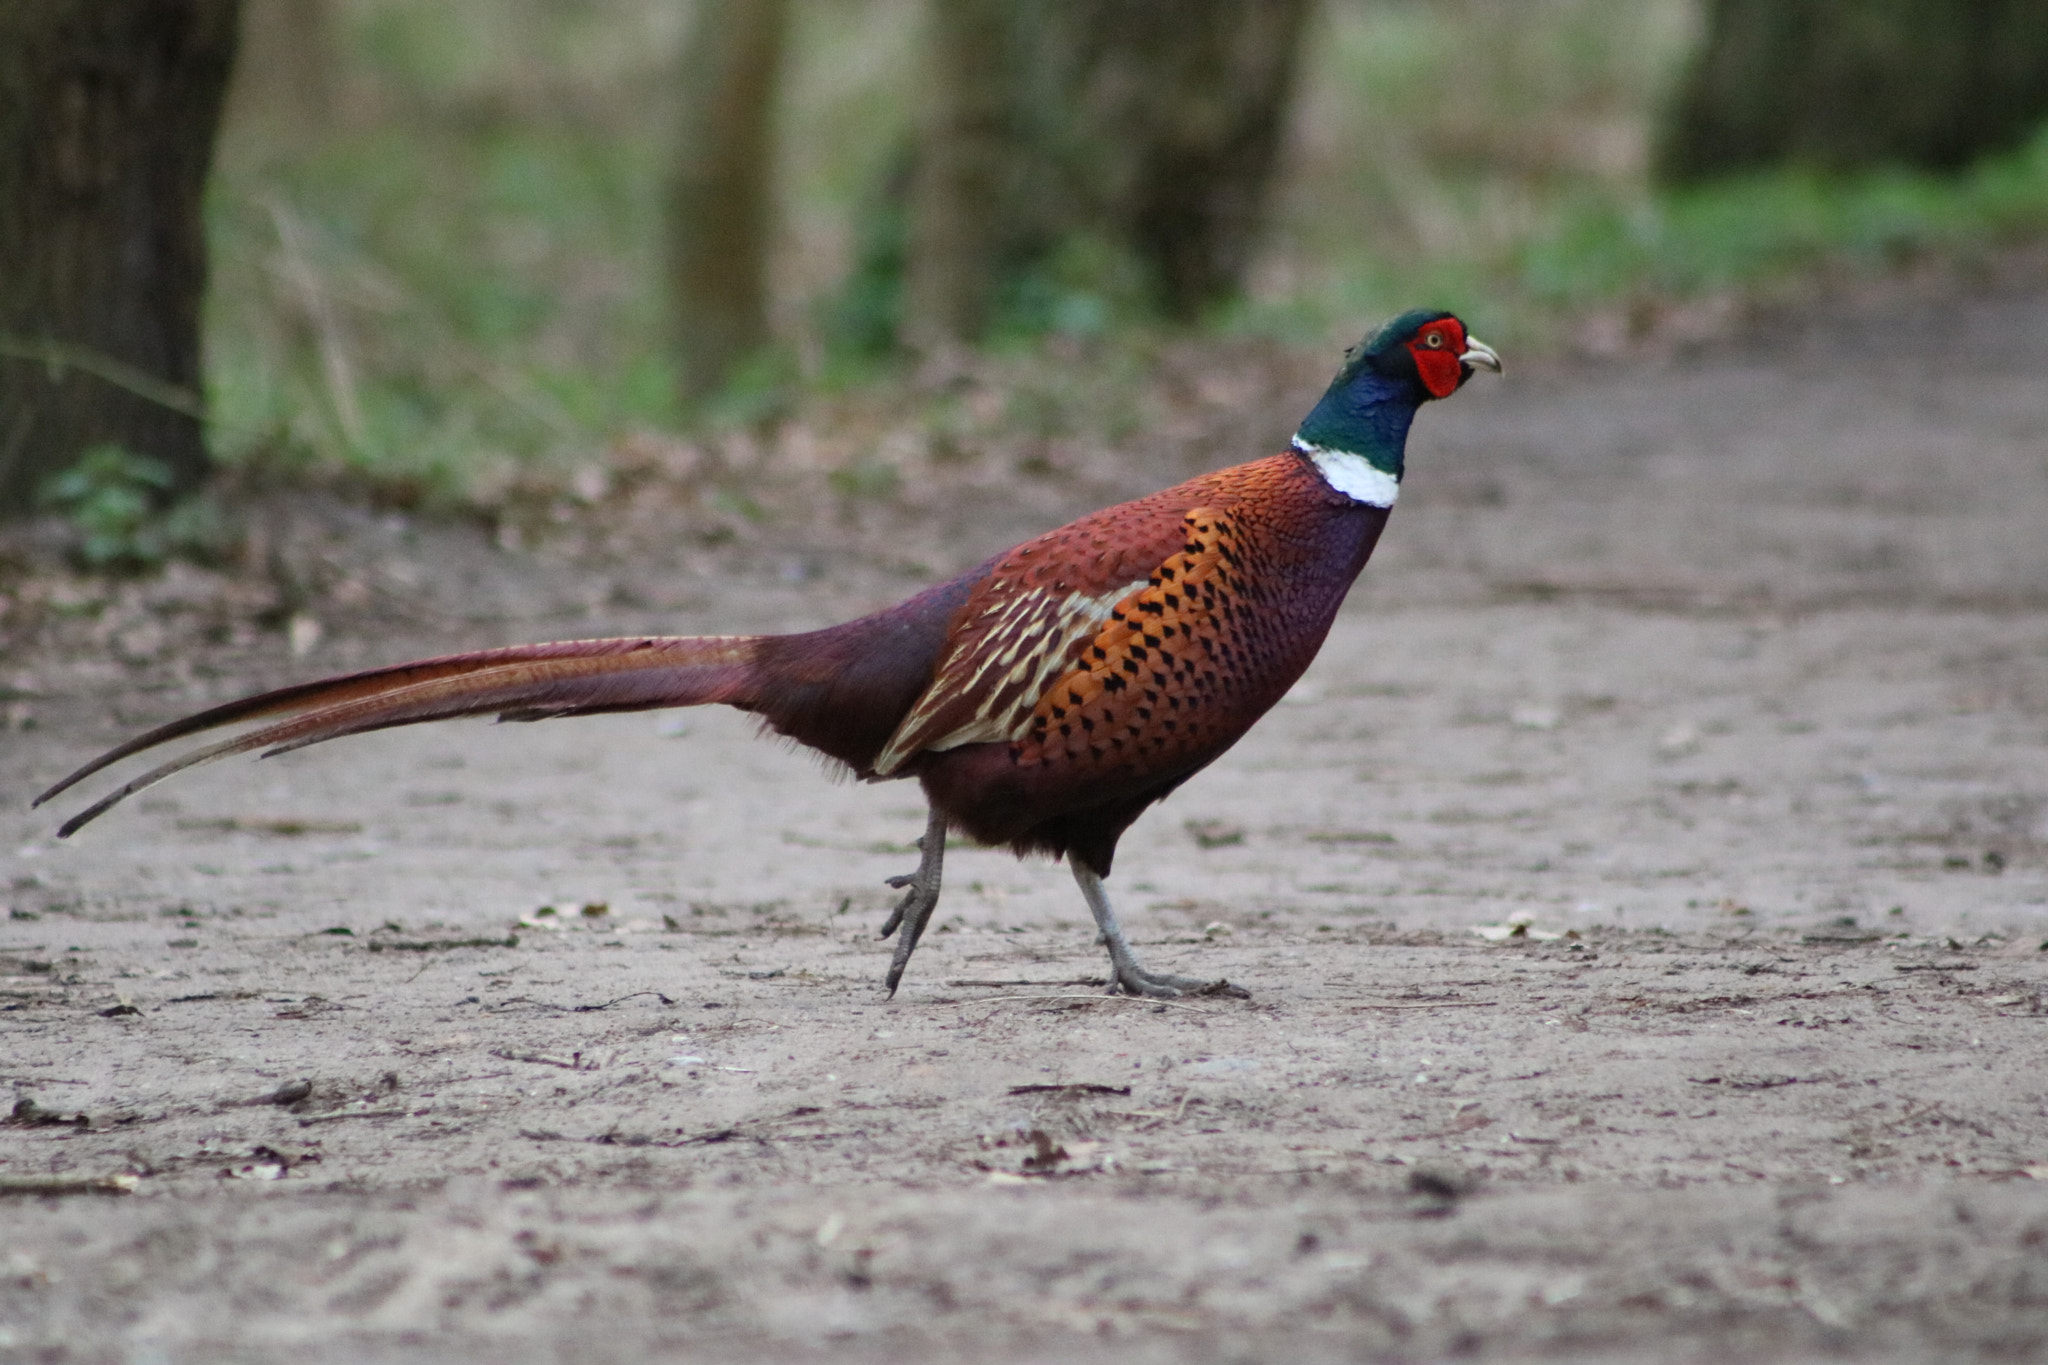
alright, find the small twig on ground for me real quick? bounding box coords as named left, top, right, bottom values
left=1103, top=1108, right=1176, bottom=1123
left=1879, top=1101, right=1945, bottom=1130
left=367, top=935, right=520, bottom=953
left=0, top=1173, right=139, bottom=1197
left=572, top=990, right=675, bottom=1012
left=1346, top=1000, right=1498, bottom=1010
left=490, top=992, right=674, bottom=1014
left=941, top=991, right=1215, bottom=1017
left=489, top=1049, right=592, bottom=1071
left=296, top=1109, right=411, bottom=1126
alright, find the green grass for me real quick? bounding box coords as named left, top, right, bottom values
left=1245, top=0, right=2048, bottom=347
left=204, top=118, right=677, bottom=501
left=1520, top=133, right=2048, bottom=304
left=1238, top=123, right=2048, bottom=352
left=36, top=445, right=228, bottom=571
left=198, top=0, right=2048, bottom=509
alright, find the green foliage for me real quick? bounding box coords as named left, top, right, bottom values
left=200, top=0, right=2048, bottom=508
left=1520, top=126, right=2048, bottom=305
left=698, top=347, right=800, bottom=430
left=987, top=234, right=1156, bottom=347
left=204, top=115, right=675, bottom=507
left=820, top=156, right=910, bottom=360
left=826, top=457, right=900, bottom=501
left=205, top=0, right=689, bottom=507
left=1236, top=0, right=2048, bottom=349
left=821, top=175, right=1155, bottom=358
left=1242, top=0, right=1694, bottom=338
left=37, top=446, right=223, bottom=571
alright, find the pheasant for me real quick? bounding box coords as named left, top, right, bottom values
left=36, top=310, right=1499, bottom=998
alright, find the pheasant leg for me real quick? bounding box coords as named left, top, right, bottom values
left=880, top=807, right=948, bottom=995
left=1072, top=862, right=1250, bottom=1000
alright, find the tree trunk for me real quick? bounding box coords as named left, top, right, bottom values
left=1660, top=0, right=2048, bottom=182
left=900, top=0, right=1042, bottom=348
left=1056, top=0, right=1310, bottom=321
left=902, top=0, right=1309, bottom=344
left=0, top=0, right=240, bottom=516
left=668, top=0, right=789, bottom=407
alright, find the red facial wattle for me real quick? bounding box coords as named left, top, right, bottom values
left=1407, top=318, right=1467, bottom=399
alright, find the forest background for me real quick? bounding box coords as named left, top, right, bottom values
left=3, top=0, right=2046, bottom=566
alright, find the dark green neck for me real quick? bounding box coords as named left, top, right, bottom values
left=1292, top=365, right=1419, bottom=478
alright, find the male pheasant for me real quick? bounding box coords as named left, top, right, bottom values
left=36, top=310, right=1499, bottom=998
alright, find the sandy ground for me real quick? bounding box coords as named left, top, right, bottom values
left=4, top=282, right=2048, bottom=1363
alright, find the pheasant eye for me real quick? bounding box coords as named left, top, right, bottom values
left=1422, top=331, right=1444, bottom=348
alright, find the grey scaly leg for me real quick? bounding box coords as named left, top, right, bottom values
left=880, top=806, right=947, bottom=995
left=1071, top=861, right=1249, bottom=999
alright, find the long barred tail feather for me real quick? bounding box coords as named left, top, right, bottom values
left=34, top=635, right=763, bottom=837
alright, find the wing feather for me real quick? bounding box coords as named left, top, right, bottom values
left=872, top=488, right=1255, bottom=775
left=873, top=580, right=1140, bottom=772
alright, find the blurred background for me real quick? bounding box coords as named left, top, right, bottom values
left=2, top=0, right=2046, bottom=570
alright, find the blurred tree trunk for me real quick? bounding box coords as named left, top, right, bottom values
left=904, top=0, right=1309, bottom=345
left=668, top=0, right=789, bottom=407
left=1659, top=0, right=2048, bottom=182
left=0, top=0, right=240, bottom=516
left=1073, top=0, right=1310, bottom=321
left=900, top=0, right=1029, bottom=347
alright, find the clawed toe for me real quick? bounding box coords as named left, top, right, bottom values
left=881, top=810, right=949, bottom=995
left=1071, top=861, right=1253, bottom=1001
left=878, top=876, right=919, bottom=939
left=1109, top=967, right=1251, bottom=1000
left=879, top=877, right=934, bottom=942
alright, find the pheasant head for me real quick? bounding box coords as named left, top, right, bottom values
left=1292, top=310, right=1501, bottom=507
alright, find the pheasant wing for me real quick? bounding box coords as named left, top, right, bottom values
left=1015, top=505, right=1270, bottom=775
left=874, top=494, right=1248, bottom=775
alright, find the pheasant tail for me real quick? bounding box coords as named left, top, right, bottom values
left=33, top=635, right=766, bottom=837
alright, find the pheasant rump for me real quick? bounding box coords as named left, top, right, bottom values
left=37, top=310, right=1500, bottom=998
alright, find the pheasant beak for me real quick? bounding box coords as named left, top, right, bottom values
left=1459, top=336, right=1503, bottom=376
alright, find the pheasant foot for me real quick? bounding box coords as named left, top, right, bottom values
left=880, top=806, right=947, bottom=995
left=1072, top=862, right=1251, bottom=1001
left=1109, top=961, right=1253, bottom=1000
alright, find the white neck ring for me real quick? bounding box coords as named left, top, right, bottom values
left=1293, top=437, right=1400, bottom=508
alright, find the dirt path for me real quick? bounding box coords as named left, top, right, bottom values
left=4, top=282, right=2048, bottom=1362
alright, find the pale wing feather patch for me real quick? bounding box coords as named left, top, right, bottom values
left=874, top=581, right=1141, bottom=774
